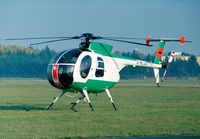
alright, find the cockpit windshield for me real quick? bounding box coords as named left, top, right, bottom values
left=47, top=48, right=82, bottom=89
left=58, top=49, right=82, bottom=63
left=49, top=49, right=82, bottom=64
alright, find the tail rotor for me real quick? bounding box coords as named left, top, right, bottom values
left=161, top=51, right=175, bottom=82
left=152, top=36, right=191, bottom=86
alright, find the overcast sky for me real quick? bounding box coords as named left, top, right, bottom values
left=0, top=0, right=199, bottom=55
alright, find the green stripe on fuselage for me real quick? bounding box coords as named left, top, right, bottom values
left=71, top=79, right=117, bottom=93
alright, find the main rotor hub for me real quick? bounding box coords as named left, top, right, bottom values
left=79, top=33, right=100, bottom=49
left=80, top=33, right=100, bottom=42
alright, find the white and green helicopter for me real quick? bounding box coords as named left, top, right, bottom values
left=6, top=33, right=190, bottom=111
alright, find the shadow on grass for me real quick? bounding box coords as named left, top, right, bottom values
left=0, top=104, right=48, bottom=111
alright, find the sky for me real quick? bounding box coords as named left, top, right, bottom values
left=0, top=0, right=199, bottom=55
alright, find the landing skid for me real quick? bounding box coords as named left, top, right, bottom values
left=47, top=89, right=117, bottom=111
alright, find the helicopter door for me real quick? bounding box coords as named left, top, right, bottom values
left=95, top=57, right=104, bottom=77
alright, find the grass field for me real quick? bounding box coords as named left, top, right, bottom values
left=0, top=79, right=200, bottom=139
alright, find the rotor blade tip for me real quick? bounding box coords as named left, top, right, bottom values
left=180, top=35, right=185, bottom=45
left=146, top=36, right=151, bottom=45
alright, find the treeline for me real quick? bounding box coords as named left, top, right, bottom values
left=0, top=45, right=56, bottom=78
left=0, top=45, right=199, bottom=79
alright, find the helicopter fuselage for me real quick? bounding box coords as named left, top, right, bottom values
left=47, top=45, right=120, bottom=93
left=47, top=42, right=162, bottom=94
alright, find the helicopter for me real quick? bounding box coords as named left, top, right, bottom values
left=6, top=33, right=191, bottom=111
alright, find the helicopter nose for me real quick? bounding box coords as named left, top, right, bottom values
left=47, top=64, right=74, bottom=89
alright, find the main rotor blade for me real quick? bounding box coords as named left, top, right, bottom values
left=30, top=38, right=76, bottom=46
left=5, top=36, right=81, bottom=41
left=5, top=36, right=79, bottom=41
left=146, top=35, right=192, bottom=45
left=101, top=38, right=153, bottom=47
left=149, top=38, right=192, bottom=42
left=103, top=37, right=146, bottom=40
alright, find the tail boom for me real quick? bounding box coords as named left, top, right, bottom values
left=113, top=57, right=162, bottom=71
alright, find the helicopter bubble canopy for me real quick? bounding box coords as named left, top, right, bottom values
left=47, top=48, right=82, bottom=89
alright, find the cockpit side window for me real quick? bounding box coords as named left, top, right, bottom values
left=95, top=57, right=104, bottom=77
left=80, top=55, right=92, bottom=78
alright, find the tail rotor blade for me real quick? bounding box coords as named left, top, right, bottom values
left=161, top=51, right=175, bottom=82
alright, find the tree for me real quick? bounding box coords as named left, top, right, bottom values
left=0, top=45, right=57, bottom=78
left=188, top=55, right=200, bottom=76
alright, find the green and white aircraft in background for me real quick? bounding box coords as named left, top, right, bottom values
left=6, top=33, right=191, bottom=111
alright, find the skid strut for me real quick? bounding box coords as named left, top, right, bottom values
left=105, top=89, right=117, bottom=110
left=70, top=90, right=94, bottom=111
left=47, top=90, right=66, bottom=110
left=83, top=90, right=94, bottom=111
left=70, top=94, right=85, bottom=112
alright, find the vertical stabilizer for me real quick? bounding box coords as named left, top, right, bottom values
left=153, top=41, right=165, bottom=87
left=154, top=41, right=165, bottom=64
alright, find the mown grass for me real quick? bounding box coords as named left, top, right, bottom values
left=0, top=79, right=199, bottom=139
